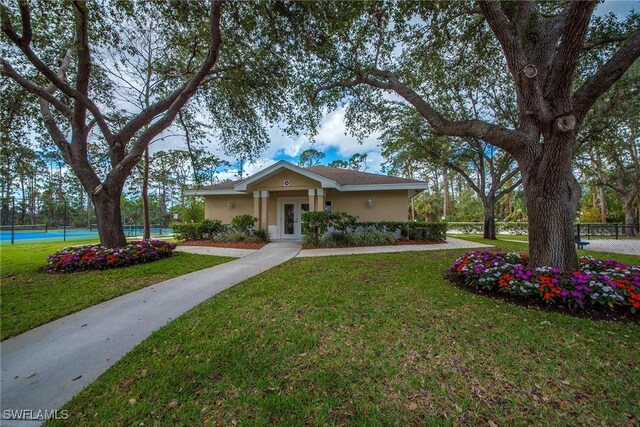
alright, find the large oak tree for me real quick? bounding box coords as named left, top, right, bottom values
left=2, top=0, right=298, bottom=247
left=303, top=1, right=639, bottom=269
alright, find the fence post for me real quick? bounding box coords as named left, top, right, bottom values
left=615, top=224, right=619, bottom=240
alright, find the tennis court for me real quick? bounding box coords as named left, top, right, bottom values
left=0, top=226, right=173, bottom=244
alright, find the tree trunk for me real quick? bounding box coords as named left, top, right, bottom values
left=521, top=165, right=580, bottom=270
left=142, top=146, right=151, bottom=240
left=92, top=192, right=127, bottom=247
left=483, top=198, right=497, bottom=240
left=598, top=187, right=607, bottom=223
left=622, top=196, right=637, bottom=237
left=442, top=168, right=449, bottom=219
left=87, top=192, right=92, bottom=228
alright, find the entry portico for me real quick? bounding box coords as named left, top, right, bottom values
left=185, top=161, right=428, bottom=239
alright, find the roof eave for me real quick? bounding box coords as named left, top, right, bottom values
left=184, top=189, right=246, bottom=196
left=340, top=183, right=429, bottom=191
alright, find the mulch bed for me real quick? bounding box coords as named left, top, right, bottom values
left=178, top=240, right=267, bottom=250
left=302, top=239, right=446, bottom=250
left=446, top=272, right=640, bottom=324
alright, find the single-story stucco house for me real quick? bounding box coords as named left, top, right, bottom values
left=184, top=160, right=428, bottom=240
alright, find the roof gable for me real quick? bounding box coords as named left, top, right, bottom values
left=234, top=160, right=338, bottom=191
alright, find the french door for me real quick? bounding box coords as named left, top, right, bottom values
left=279, top=198, right=309, bottom=239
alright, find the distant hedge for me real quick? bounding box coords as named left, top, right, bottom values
left=356, top=221, right=448, bottom=241
left=446, top=222, right=528, bottom=235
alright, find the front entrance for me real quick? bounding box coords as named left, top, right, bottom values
left=278, top=197, right=309, bottom=239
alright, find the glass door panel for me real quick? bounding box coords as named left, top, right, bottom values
left=284, top=203, right=295, bottom=235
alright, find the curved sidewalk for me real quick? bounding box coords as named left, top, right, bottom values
left=0, top=241, right=301, bottom=426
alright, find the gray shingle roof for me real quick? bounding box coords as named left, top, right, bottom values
left=197, top=165, right=424, bottom=190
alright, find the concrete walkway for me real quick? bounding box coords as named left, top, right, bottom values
left=0, top=241, right=301, bottom=426
left=297, top=236, right=493, bottom=257
left=583, top=239, right=640, bottom=256
left=175, top=245, right=257, bottom=258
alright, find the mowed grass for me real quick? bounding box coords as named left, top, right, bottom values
left=53, top=244, right=639, bottom=426
left=0, top=240, right=233, bottom=340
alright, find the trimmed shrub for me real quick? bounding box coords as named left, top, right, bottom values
left=231, top=214, right=258, bottom=234
left=448, top=251, right=640, bottom=312
left=197, top=219, right=224, bottom=239
left=46, top=240, right=177, bottom=272
left=172, top=222, right=200, bottom=241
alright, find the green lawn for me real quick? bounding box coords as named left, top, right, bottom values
left=0, top=240, right=233, bottom=340
left=52, top=243, right=639, bottom=426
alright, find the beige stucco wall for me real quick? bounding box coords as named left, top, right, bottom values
left=204, top=189, right=410, bottom=224
left=326, top=189, right=409, bottom=222
left=204, top=194, right=254, bottom=224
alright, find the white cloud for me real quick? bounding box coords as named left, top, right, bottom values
left=314, top=107, right=382, bottom=157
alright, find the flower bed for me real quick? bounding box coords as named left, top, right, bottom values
left=46, top=240, right=177, bottom=272
left=448, top=251, right=640, bottom=314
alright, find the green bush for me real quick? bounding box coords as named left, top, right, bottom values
left=498, top=222, right=528, bottom=235
left=214, top=231, right=246, bottom=243
left=302, top=211, right=333, bottom=245
left=214, top=231, right=263, bottom=244
left=253, top=228, right=270, bottom=242
left=231, top=214, right=258, bottom=234
left=197, top=219, right=224, bottom=239
left=305, top=229, right=397, bottom=248
left=356, top=221, right=447, bottom=241
left=331, top=211, right=358, bottom=232
left=302, top=210, right=359, bottom=243
left=172, top=222, right=200, bottom=241
left=351, top=230, right=395, bottom=246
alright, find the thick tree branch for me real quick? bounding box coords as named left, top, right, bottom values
left=573, top=30, right=640, bottom=122
left=477, top=1, right=526, bottom=78
left=547, top=1, right=597, bottom=99
left=446, top=161, right=482, bottom=196
left=107, top=0, right=225, bottom=188
left=1, top=59, right=73, bottom=120
left=495, top=177, right=522, bottom=200
left=2, top=1, right=114, bottom=144
left=583, top=34, right=631, bottom=50
left=71, top=0, right=91, bottom=146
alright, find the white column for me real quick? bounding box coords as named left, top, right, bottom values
left=253, top=191, right=261, bottom=229
left=308, top=189, right=316, bottom=212
left=260, top=191, right=269, bottom=230
left=316, top=189, right=325, bottom=212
